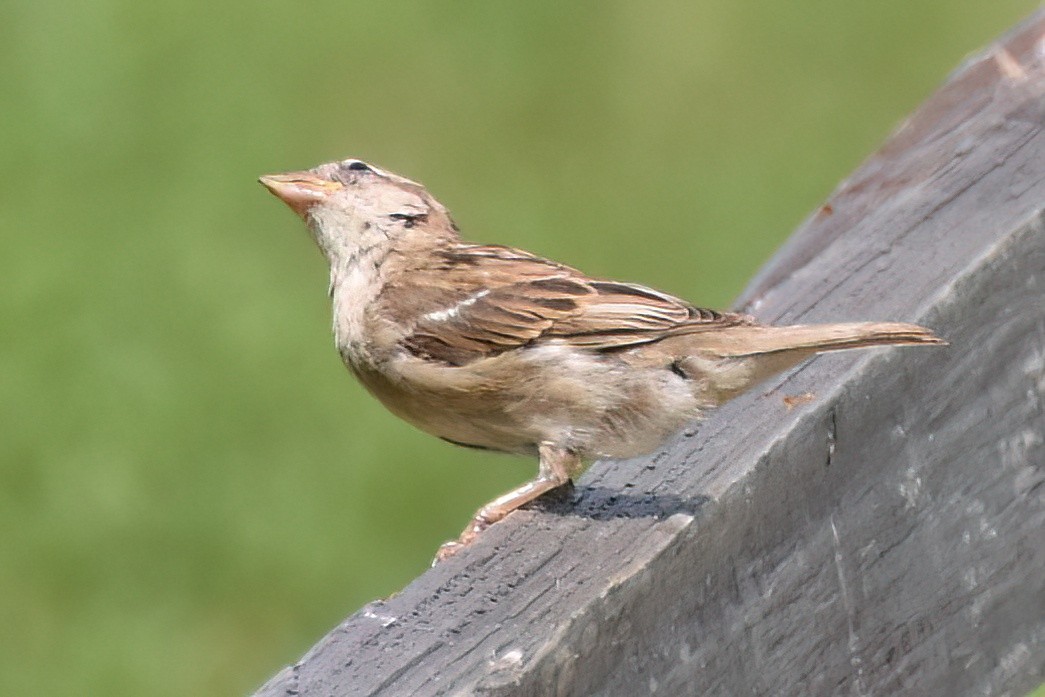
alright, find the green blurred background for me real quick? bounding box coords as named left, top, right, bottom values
left=1, top=2, right=1037, bottom=695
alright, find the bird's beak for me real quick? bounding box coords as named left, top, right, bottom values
left=259, top=172, right=343, bottom=218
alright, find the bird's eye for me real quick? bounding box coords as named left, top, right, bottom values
left=346, top=161, right=371, bottom=172
left=390, top=212, right=425, bottom=229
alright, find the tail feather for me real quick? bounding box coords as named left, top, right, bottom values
left=672, top=321, right=943, bottom=405
left=690, top=322, right=945, bottom=357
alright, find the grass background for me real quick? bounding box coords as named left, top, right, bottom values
left=1, top=2, right=1038, bottom=695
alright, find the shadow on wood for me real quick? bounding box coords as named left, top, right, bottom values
left=256, top=11, right=1044, bottom=697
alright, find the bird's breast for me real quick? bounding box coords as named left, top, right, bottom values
left=329, top=253, right=388, bottom=356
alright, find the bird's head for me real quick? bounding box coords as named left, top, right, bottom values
left=260, top=158, right=455, bottom=262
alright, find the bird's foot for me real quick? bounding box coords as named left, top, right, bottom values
left=432, top=512, right=495, bottom=565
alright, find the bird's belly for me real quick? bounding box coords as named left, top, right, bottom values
left=348, top=344, right=709, bottom=460
left=347, top=358, right=535, bottom=455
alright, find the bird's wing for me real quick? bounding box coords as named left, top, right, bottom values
left=385, top=244, right=751, bottom=365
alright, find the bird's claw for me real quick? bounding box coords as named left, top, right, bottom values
left=431, top=513, right=495, bottom=565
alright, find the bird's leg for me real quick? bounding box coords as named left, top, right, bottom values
left=434, top=444, right=578, bottom=564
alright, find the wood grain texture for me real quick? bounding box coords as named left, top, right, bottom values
left=254, top=11, right=1044, bottom=696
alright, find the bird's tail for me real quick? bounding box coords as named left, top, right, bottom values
left=678, top=322, right=945, bottom=404
left=699, top=322, right=945, bottom=357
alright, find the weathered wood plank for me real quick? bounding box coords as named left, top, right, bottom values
left=255, top=11, right=1044, bottom=697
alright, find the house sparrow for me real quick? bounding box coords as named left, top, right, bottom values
left=260, top=158, right=944, bottom=562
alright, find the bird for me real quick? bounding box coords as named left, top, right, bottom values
left=259, top=158, right=944, bottom=561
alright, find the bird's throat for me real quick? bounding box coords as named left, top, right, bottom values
left=329, top=246, right=389, bottom=368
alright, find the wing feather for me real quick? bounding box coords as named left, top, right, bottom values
left=381, top=244, right=749, bottom=365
